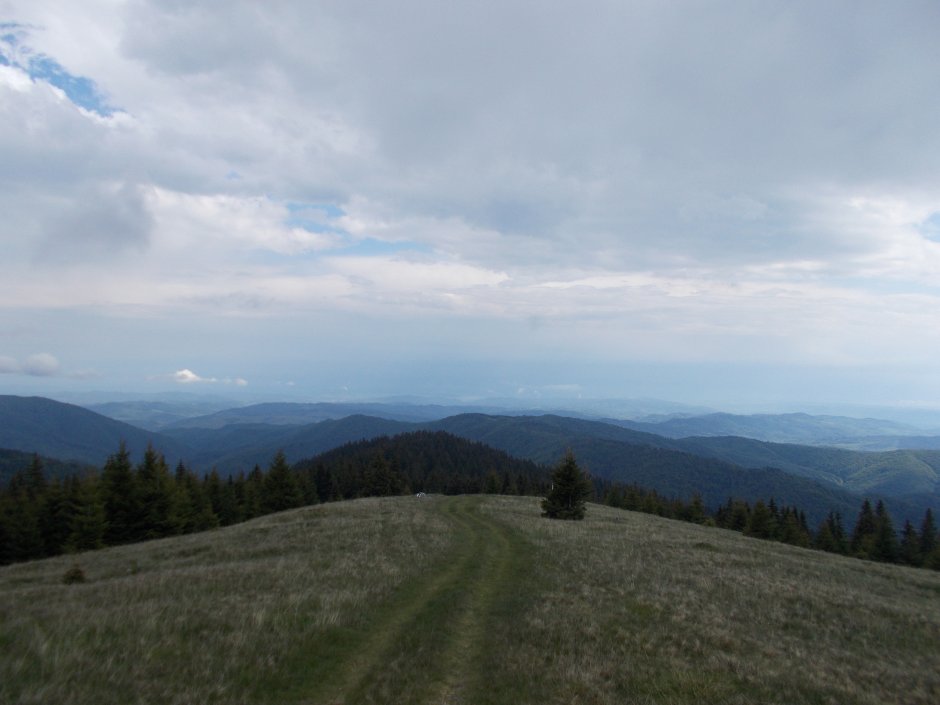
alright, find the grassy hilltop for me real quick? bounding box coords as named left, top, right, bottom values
left=2, top=495, right=938, bottom=704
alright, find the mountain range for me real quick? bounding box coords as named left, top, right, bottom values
left=2, top=394, right=939, bottom=526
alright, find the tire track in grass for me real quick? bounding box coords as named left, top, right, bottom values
left=328, top=496, right=486, bottom=704
left=431, top=503, right=519, bottom=704
left=270, top=496, right=509, bottom=704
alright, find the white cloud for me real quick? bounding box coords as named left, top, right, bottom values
left=165, top=368, right=247, bottom=386
left=0, top=352, right=61, bottom=376
left=170, top=368, right=211, bottom=384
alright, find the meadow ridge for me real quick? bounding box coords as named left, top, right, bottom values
left=1, top=495, right=939, bottom=704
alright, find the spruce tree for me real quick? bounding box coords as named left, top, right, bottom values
left=851, top=499, right=877, bottom=559
left=920, top=509, right=938, bottom=558
left=899, top=520, right=922, bottom=566
left=101, top=443, right=142, bottom=545
left=263, top=451, right=303, bottom=512
left=67, top=475, right=107, bottom=552
left=541, top=451, right=591, bottom=520
left=137, top=445, right=177, bottom=539
left=872, top=500, right=899, bottom=563
left=745, top=500, right=777, bottom=540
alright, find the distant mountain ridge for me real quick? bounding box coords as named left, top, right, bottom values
left=613, top=411, right=935, bottom=446
left=4, top=395, right=938, bottom=526
left=0, top=395, right=189, bottom=466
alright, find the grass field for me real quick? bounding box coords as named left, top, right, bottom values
left=2, top=495, right=939, bottom=704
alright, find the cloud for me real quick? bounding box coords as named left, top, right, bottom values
left=3, top=2, right=940, bottom=404
left=0, top=352, right=61, bottom=376
left=170, top=368, right=211, bottom=384
left=166, top=369, right=247, bottom=386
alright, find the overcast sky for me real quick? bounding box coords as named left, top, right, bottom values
left=3, top=1, right=940, bottom=411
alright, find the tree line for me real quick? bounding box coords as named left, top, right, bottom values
left=601, top=481, right=940, bottom=569
left=0, top=432, right=548, bottom=566
left=2, top=434, right=939, bottom=572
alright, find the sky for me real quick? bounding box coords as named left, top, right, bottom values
left=3, top=1, right=940, bottom=412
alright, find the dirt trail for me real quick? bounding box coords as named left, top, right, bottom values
left=306, top=495, right=525, bottom=705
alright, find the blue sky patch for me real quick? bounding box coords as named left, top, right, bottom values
left=336, top=238, right=432, bottom=257
left=918, top=212, right=940, bottom=241
left=0, top=24, right=116, bottom=116
left=284, top=202, right=347, bottom=234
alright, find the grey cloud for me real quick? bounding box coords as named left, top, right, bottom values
left=7, top=1, right=940, bottom=278
left=108, top=0, right=940, bottom=269
left=36, top=182, right=153, bottom=264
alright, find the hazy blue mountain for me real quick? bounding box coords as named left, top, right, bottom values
left=421, top=414, right=879, bottom=526
left=0, top=395, right=190, bottom=466
left=161, top=400, right=619, bottom=430
left=164, top=402, right=495, bottom=429
left=611, top=412, right=926, bottom=446
left=670, top=437, right=940, bottom=497
left=164, top=415, right=415, bottom=472
left=6, top=395, right=936, bottom=526
left=167, top=410, right=940, bottom=515
left=84, top=399, right=236, bottom=431
left=835, top=435, right=940, bottom=452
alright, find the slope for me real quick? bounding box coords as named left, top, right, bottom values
left=428, top=414, right=866, bottom=525
left=164, top=415, right=416, bottom=472
left=674, top=436, right=940, bottom=497
left=0, top=448, right=92, bottom=487
left=0, top=395, right=189, bottom=466
left=615, top=411, right=926, bottom=445
left=2, top=495, right=937, bottom=704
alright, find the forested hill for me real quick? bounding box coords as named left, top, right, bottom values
left=163, top=415, right=416, bottom=471
left=3, top=397, right=937, bottom=526
left=426, top=414, right=867, bottom=526
left=0, top=396, right=188, bottom=466
left=0, top=449, right=91, bottom=487
left=292, top=431, right=548, bottom=498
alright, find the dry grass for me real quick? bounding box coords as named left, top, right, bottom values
left=475, top=496, right=940, bottom=705
left=0, top=497, right=454, bottom=705
left=2, top=495, right=939, bottom=705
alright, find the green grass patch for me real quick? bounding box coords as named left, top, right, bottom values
left=2, top=496, right=939, bottom=704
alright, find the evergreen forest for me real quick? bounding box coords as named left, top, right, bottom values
left=2, top=431, right=939, bottom=571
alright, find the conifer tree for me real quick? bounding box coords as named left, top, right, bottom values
left=263, top=451, right=303, bottom=512
left=362, top=453, right=405, bottom=497
left=899, top=520, right=922, bottom=566
left=483, top=470, right=500, bottom=494
left=137, top=445, right=177, bottom=539
left=745, top=500, right=777, bottom=540
left=101, top=443, right=142, bottom=545
left=920, top=509, right=938, bottom=559
left=851, top=499, right=877, bottom=559
left=67, top=475, right=107, bottom=552
left=541, top=451, right=591, bottom=520
left=815, top=512, right=849, bottom=554
left=39, top=478, right=74, bottom=557
left=872, top=500, right=899, bottom=563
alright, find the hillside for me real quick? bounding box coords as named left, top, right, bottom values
left=615, top=411, right=929, bottom=445
left=427, top=415, right=875, bottom=525
left=0, top=448, right=92, bottom=487
left=163, top=415, right=416, bottom=471
left=0, top=396, right=189, bottom=466
left=674, top=436, right=940, bottom=497
left=2, top=495, right=937, bottom=704
left=293, top=430, right=548, bottom=497
left=6, top=396, right=937, bottom=525
left=167, top=412, right=936, bottom=524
